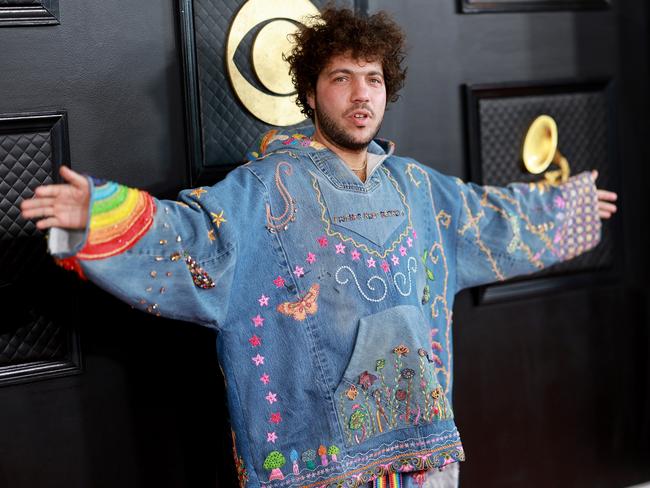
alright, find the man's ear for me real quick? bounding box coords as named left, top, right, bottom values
left=306, top=90, right=315, bottom=111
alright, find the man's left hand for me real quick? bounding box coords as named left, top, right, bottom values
left=591, top=170, right=618, bottom=220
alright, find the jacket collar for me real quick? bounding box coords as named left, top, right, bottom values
left=250, top=125, right=396, bottom=192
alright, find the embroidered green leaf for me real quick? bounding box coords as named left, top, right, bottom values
left=421, top=250, right=428, bottom=264
left=426, top=267, right=435, bottom=281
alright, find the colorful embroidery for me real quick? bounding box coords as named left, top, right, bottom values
left=259, top=294, right=270, bottom=306
left=267, top=432, right=278, bottom=443
left=306, top=252, right=317, bottom=264
left=264, top=451, right=286, bottom=481
left=276, top=283, right=320, bottom=321
left=311, top=168, right=414, bottom=259
left=335, top=266, right=387, bottom=303
left=266, top=161, right=297, bottom=233
left=374, top=472, right=402, bottom=488
left=393, top=256, right=418, bottom=297
left=252, top=314, right=265, bottom=327
left=231, top=430, right=249, bottom=488
left=189, top=187, right=207, bottom=199
left=210, top=210, right=227, bottom=228
left=77, top=180, right=155, bottom=260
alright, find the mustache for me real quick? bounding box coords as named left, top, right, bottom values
left=343, top=104, right=375, bottom=118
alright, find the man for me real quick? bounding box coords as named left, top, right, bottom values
left=21, top=7, right=617, bottom=488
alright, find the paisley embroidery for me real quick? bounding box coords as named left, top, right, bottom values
left=276, top=283, right=320, bottom=321
left=393, top=256, right=418, bottom=297
left=335, top=266, right=387, bottom=303
left=266, top=161, right=297, bottom=233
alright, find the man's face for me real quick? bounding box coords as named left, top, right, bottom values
left=307, top=53, right=387, bottom=151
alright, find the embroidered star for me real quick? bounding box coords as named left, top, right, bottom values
left=391, top=255, right=400, bottom=266
left=251, top=314, right=265, bottom=327
left=381, top=260, right=390, bottom=272
left=207, top=229, right=216, bottom=242
left=190, top=187, right=207, bottom=199
left=252, top=354, right=265, bottom=366
left=317, top=236, right=328, bottom=247
left=406, top=237, right=413, bottom=248
left=367, top=257, right=376, bottom=268
left=258, top=294, right=269, bottom=307
left=260, top=373, right=270, bottom=385
left=351, top=249, right=361, bottom=261
left=265, top=391, right=278, bottom=404
left=210, top=210, right=227, bottom=228
left=335, top=242, right=346, bottom=254
left=273, top=276, right=285, bottom=288
left=306, top=252, right=317, bottom=264
left=267, top=431, right=278, bottom=443
left=293, top=266, right=305, bottom=277
left=399, top=246, right=407, bottom=256
left=270, top=412, right=282, bottom=424
left=248, top=335, right=261, bottom=347
left=412, top=230, right=418, bottom=239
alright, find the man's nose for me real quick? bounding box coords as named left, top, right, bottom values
left=350, top=78, right=370, bottom=103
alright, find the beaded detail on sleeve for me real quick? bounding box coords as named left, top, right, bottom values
left=77, top=179, right=156, bottom=260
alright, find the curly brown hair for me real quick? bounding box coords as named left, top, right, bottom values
left=285, top=7, right=407, bottom=121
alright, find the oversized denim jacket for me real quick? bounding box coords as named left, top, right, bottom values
left=49, top=128, right=601, bottom=488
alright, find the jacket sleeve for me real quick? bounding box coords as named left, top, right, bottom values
left=454, top=171, right=602, bottom=291
left=48, top=167, right=259, bottom=330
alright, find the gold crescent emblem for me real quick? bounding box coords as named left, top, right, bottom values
left=226, top=0, right=320, bottom=126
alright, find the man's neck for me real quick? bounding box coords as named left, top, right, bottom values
left=312, top=129, right=368, bottom=170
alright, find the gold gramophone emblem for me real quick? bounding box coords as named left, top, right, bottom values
left=522, top=115, right=571, bottom=186
left=226, top=0, right=319, bottom=126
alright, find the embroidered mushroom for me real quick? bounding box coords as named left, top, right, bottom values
left=263, top=451, right=286, bottom=481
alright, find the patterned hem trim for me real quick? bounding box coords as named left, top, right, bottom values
left=77, top=181, right=156, bottom=260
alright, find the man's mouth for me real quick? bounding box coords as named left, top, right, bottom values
left=348, top=109, right=372, bottom=126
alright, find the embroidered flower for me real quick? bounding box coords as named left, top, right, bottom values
left=393, top=344, right=410, bottom=356
left=399, top=246, right=407, bottom=256
left=412, top=230, right=418, bottom=239
left=317, top=236, right=328, bottom=247
left=273, top=276, right=285, bottom=288
left=293, top=265, right=305, bottom=277
left=358, top=371, right=377, bottom=389
left=395, top=389, right=407, bottom=401
left=418, top=348, right=427, bottom=357
left=306, top=252, right=317, bottom=264
left=265, top=391, right=278, bottom=404
left=431, top=386, right=443, bottom=400
left=432, top=341, right=443, bottom=352
left=350, top=249, right=361, bottom=261
left=375, top=359, right=386, bottom=371
left=400, top=368, right=415, bottom=380
left=346, top=385, right=358, bottom=400
left=258, top=294, right=270, bottom=306
left=335, top=242, right=346, bottom=254
left=267, top=432, right=278, bottom=443
left=380, top=260, right=390, bottom=272
left=251, top=314, right=265, bottom=327
left=270, top=412, right=282, bottom=424
left=391, top=255, right=400, bottom=266
left=367, top=257, right=376, bottom=268
left=252, top=354, right=265, bottom=366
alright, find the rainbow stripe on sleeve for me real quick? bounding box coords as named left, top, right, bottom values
left=77, top=180, right=156, bottom=260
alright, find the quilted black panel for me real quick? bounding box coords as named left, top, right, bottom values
left=0, top=0, right=60, bottom=26
left=191, top=0, right=349, bottom=171
left=0, top=112, right=80, bottom=384
left=467, top=82, right=615, bottom=280
left=0, top=131, right=54, bottom=240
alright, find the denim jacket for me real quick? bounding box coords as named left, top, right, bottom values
left=49, top=128, right=601, bottom=487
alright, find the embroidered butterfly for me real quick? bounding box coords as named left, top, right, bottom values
left=276, top=283, right=320, bottom=321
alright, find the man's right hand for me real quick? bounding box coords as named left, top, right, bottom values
left=20, top=166, right=90, bottom=230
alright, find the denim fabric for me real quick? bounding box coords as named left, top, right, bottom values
left=49, top=128, right=601, bottom=488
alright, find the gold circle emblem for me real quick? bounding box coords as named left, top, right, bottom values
left=226, top=0, right=319, bottom=126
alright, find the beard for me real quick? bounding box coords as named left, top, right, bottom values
left=314, top=98, right=382, bottom=151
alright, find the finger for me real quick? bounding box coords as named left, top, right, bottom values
left=35, top=216, right=61, bottom=230
left=599, top=210, right=612, bottom=219
left=60, top=166, right=88, bottom=190
left=591, top=170, right=598, bottom=182
left=597, top=189, right=618, bottom=201
left=34, top=184, right=66, bottom=198
left=598, top=202, right=617, bottom=214
left=21, top=197, right=55, bottom=210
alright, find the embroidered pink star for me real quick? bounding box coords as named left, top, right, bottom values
left=293, top=266, right=305, bottom=277
left=381, top=260, right=390, bottom=272
left=270, top=412, right=282, bottom=424
left=273, top=276, right=285, bottom=288
left=258, top=294, right=269, bottom=306
left=335, top=242, right=346, bottom=254
left=260, top=373, right=270, bottom=385
left=252, top=354, right=265, bottom=366
left=412, top=230, right=418, bottom=239
left=406, top=237, right=413, bottom=248
left=317, top=236, right=328, bottom=247
left=391, top=255, right=400, bottom=266
left=367, top=257, right=376, bottom=268
left=306, top=252, right=317, bottom=264
left=399, top=246, right=407, bottom=256
left=351, top=249, right=361, bottom=261
left=267, top=431, right=278, bottom=443
left=248, top=335, right=261, bottom=347
left=251, top=314, right=265, bottom=327
left=265, top=391, right=278, bottom=404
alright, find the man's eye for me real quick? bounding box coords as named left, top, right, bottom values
left=334, top=77, right=347, bottom=82
left=369, top=78, right=383, bottom=85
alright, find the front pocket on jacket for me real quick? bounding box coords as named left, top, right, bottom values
left=334, top=305, right=452, bottom=447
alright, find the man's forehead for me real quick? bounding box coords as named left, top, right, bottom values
left=321, top=53, right=383, bottom=75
